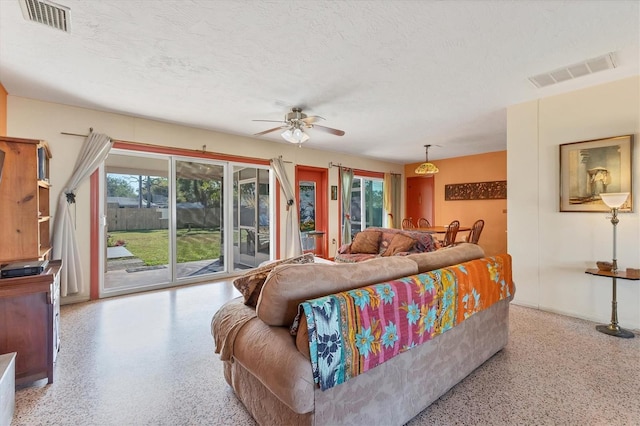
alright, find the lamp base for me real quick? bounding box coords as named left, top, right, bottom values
left=596, top=324, right=635, bottom=338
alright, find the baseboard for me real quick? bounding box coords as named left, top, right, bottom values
left=61, top=294, right=90, bottom=306
left=510, top=300, right=539, bottom=309
left=511, top=302, right=640, bottom=333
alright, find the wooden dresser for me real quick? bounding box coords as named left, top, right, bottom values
left=0, top=136, right=60, bottom=385
left=0, top=260, right=62, bottom=385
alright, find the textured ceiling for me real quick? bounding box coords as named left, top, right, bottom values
left=0, top=0, right=638, bottom=163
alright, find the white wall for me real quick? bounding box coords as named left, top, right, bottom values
left=508, top=76, right=640, bottom=330
left=7, top=96, right=404, bottom=303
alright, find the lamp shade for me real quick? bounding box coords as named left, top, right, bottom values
left=600, top=192, right=629, bottom=209
left=415, top=144, right=439, bottom=175
left=414, top=162, right=439, bottom=175
left=281, top=128, right=310, bottom=144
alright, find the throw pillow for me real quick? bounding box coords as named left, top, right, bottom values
left=233, top=253, right=315, bottom=307
left=381, top=233, right=416, bottom=257
left=350, top=231, right=381, bottom=254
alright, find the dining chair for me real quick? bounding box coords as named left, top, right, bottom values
left=466, top=219, right=485, bottom=244
left=401, top=218, right=415, bottom=230
left=417, top=217, right=431, bottom=228
left=441, top=220, right=460, bottom=247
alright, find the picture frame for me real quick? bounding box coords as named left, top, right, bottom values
left=559, top=135, right=633, bottom=212
left=331, top=185, right=338, bottom=200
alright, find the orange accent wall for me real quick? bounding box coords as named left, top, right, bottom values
left=0, top=83, right=7, bottom=136
left=405, top=151, right=507, bottom=256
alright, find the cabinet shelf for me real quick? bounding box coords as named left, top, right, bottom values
left=0, top=137, right=52, bottom=263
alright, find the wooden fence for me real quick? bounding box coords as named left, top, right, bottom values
left=107, top=208, right=222, bottom=231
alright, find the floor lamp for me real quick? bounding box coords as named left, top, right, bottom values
left=600, top=192, right=629, bottom=273
left=596, top=192, right=633, bottom=338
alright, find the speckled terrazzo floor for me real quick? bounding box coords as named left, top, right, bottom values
left=11, top=281, right=640, bottom=426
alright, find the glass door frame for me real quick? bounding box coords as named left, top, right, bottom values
left=97, top=147, right=276, bottom=298
left=231, top=162, right=275, bottom=270
left=99, top=149, right=176, bottom=298
left=173, top=155, right=229, bottom=280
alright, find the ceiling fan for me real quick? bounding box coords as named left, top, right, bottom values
left=253, top=107, right=345, bottom=144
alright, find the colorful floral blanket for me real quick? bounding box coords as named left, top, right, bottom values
left=297, top=255, right=513, bottom=391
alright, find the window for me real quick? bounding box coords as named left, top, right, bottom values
left=350, top=177, right=384, bottom=236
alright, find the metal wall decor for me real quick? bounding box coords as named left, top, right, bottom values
left=445, top=180, right=507, bottom=201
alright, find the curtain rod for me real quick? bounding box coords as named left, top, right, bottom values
left=61, top=133, right=290, bottom=165
left=275, top=155, right=293, bottom=164
left=329, top=161, right=401, bottom=175
left=61, top=127, right=93, bottom=137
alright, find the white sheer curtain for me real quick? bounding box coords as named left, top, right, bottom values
left=270, top=157, right=302, bottom=258
left=340, top=167, right=354, bottom=244
left=52, top=132, right=113, bottom=296
left=383, top=173, right=402, bottom=228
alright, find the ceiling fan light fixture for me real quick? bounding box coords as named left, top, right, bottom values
left=281, top=129, right=293, bottom=141
left=254, top=107, right=344, bottom=142
left=298, top=132, right=310, bottom=143
left=281, top=127, right=310, bottom=144
left=414, top=144, right=439, bottom=175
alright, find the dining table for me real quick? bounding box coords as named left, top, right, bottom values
left=415, top=226, right=471, bottom=234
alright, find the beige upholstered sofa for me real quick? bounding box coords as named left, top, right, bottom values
left=334, top=226, right=438, bottom=263
left=211, top=244, right=514, bottom=425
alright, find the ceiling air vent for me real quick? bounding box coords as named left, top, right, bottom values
left=529, top=53, right=617, bottom=88
left=19, top=0, right=70, bottom=33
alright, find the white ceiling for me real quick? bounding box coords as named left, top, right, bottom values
left=0, top=0, right=638, bottom=163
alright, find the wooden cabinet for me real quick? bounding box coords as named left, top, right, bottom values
left=0, top=136, right=59, bottom=385
left=0, top=260, right=62, bottom=385
left=0, top=136, right=52, bottom=264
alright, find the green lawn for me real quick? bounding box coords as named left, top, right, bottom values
left=108, top=229, right=221, bottom=266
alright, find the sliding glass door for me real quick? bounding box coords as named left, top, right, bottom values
left=350, top=176, right=384, bottom=236
left=175, top=159, right=225, bottom=279
left=101, top=150, right=273, bottom=297
left=103, top=153, right=171, bottom=292
left=233, top=167, right=270, bottom=268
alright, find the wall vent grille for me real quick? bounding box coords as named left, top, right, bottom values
left=529, top=53, right=617, bottom=88
left=19, top=0, right=70, bottom=32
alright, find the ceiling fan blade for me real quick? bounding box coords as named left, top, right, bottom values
left=254, top=126, right=287, bottom=136
left=312, top=124, right=345, bottom=136
left=252, top=119, right=285, bottom=123
left=301, top=115, right=324, bottom=124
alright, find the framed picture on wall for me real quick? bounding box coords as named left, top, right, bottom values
left=559, top=135, right=633, bottom=212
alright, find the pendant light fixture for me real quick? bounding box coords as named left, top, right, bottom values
left=414, top=144, right=439, bottom=175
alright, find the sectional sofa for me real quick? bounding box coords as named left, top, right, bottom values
left=211, top=243, right=514, bottom=425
